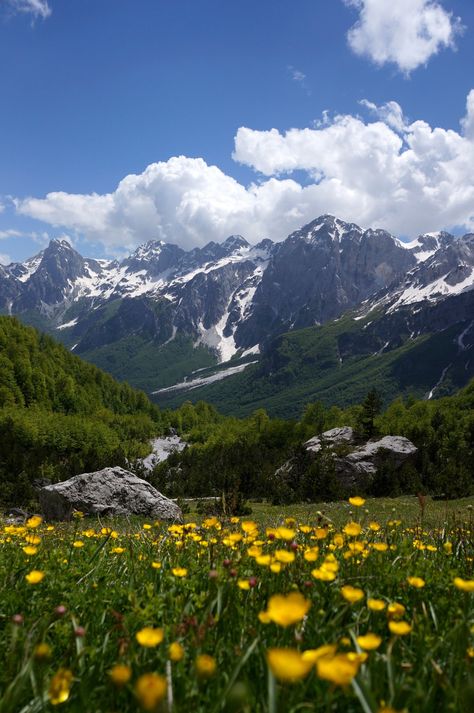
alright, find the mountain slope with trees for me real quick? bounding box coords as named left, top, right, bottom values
left=0, top=316, right=163, bottom=505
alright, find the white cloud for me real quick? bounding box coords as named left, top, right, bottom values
left=0, top=253, right=12, bottom=265
left=14, top=91, right=474, bottom=250
left=5, top=0, right=51, bottom=19
left=344, top=0, right=463, bottom=73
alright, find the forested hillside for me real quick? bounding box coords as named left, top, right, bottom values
left=154, top=383, right=474, bottom=505
left=0, top=317, right=162, bottom=505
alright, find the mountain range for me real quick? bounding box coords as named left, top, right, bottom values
left=2, top=214, right=474, bottom=416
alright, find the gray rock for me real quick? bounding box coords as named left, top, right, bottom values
left=38, top=467, right=182, bottom=521
left=335, top=436, right=418, bottom=487
left=139, top=436, right=187, bottom=473
left=305, top=426, right=355, bottom=453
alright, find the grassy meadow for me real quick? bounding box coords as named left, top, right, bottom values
left=0, top=496, right=473, bottom=713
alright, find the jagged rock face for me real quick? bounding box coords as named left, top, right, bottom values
left=14, top=240, right=92, bottom=312
left=38, top=466, right=182, bottom=521
left=234, top=216, right=416, bottom=349
left=3, top=215, right=474, bottom=380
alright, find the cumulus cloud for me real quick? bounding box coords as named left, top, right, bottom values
left=14, top=91, right=474, bottom=251
left=343, top=0, right=463, bottom=73
left=0, top=253, right=12, bottom=265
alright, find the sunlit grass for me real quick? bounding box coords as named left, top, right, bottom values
left=0, top=497, right=473, bottom=712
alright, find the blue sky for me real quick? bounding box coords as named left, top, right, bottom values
left=1, top=0, right=474, bottom=262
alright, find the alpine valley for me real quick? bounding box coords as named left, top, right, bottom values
left=2, top=214, right=474, bottom=418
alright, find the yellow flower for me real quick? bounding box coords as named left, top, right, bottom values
left=111, top=547, right=125, bottom=554
left=316, top=653, right=360, bottom=686
left=34, top=643, right=52, bottom=661
left=276, top=527, right=296, bottom=541
left=151, top=561, right=162, bottom=569
left=143, top=524, right=152, bottom=530
left=407, top=576, right=425, bottom=588
left=387, top=602, right=406, bottom=619
left=25, top=570, right=45, bottom=584
left=196, top=654, right=216, bottom=677
left=73, top=540, right=84, bottom=548
left=369, top=521, right=381, bottom=531
left=372, top=543, right=389, bottom=552
left=238, top=580, right=251, bottom=590
left=340, top=585, right=365, bottom=604
left=169, top=642, right=184, bottom=662
left=270, top=562, right=282, bottom=573
left=367, top=598, right=386, bottom=612
left=258, top=611, right=271, bottom=624
left=343, top=522, right=362, bottom=537
left=454, top=577, right=474, bottom=592
left=265, top=592, right=311, bottom=627
left=349, top=497, right=365, bottom=507
left=302, top=645, right=337, bottom=663
left=241, top=520, right=258, bottom=534
left=356, top=633, right=382, bottom=650
left=136, top=627, right=164, bottom=648
left=49, top=669, right=73, bottom=705
left=274, top=549, right=295, bottom=563
left=443, top=542, right=453, bottom=555
left=267, top=648, right=313, bottom=682
left=388, top=621, right=412, bottom=636
left=22, top=545, right=38, bottom=556
left=256, top=554, right=272, bottom=566
left=108, top=664, right=132, bottom=687
left=135, top=673, right=167, bottom=710
left=312, top=567, right=336, bottom=582
left=304, top=547, right=319, bottom=562
left=172, top=567, right=188, bottom=577
left=26, top=515, right=43, bottom=529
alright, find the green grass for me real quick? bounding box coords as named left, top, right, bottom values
left=1, top=496, right=473, bottom=712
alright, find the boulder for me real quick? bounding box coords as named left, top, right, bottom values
left=305, top=427, right=355, bottom=453
left=335, top=436, right=418, bottom=488
left=38, top=467, right=182, bottom=521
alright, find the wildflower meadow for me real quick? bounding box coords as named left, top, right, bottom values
left=0, top=498, right=473, bottom=712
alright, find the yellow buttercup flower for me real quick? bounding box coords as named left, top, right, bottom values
left=276, top=527, right=296, bottom=541
left=367, top=598, right=386, bottom=612
left=453, top=577, right=474, bottom=592
left=238, top=580, right=251, bottom=590
left=26, top=515, right=43, bottom=529
left=267, top=648, right=313, bottom=682
left=48, top=669, right=73, bottom=705
left=172, top=567, right=188, bottom=578
left=73, top=540, right=84, bottom=548
left=343, top=522, right=362, bottom=537
left=407, top=576, right=425, bottom=588
left=349, top=497, right=365, bottom=507
left=316, top=653, right=360, bottom=686
left=136, top=627, right=164, bottom=647
left=169, top=642, right=184, bottom=661
left=302, top=645, right=337, bottom=663
left=25, top=570, right=45, bottom=584
left=108, top=664, right=132, bottom=687
left=356, top=633, right=382, bottom=650
left=388, top=620, right=412, bottom=636
left=341, top=585, right=365, bottom=603
left=265, top=592, right=311, bottom=627
left=34, top=642, right=52, bottom=661
left=387, top=602, right=406, bottom=619
left=22, top=545, right=38, bottom=556
left=274, top=549, right=295, bottom=563
left=135, top=673, right=167, bottom=710
left=196, top=654, right=216, bottom=677
left=151, top=561, right=161, bottom=569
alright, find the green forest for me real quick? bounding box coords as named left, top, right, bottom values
left=0, top=316, right=162, bottom=505
left=1, top=316, right=473, bottom=510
